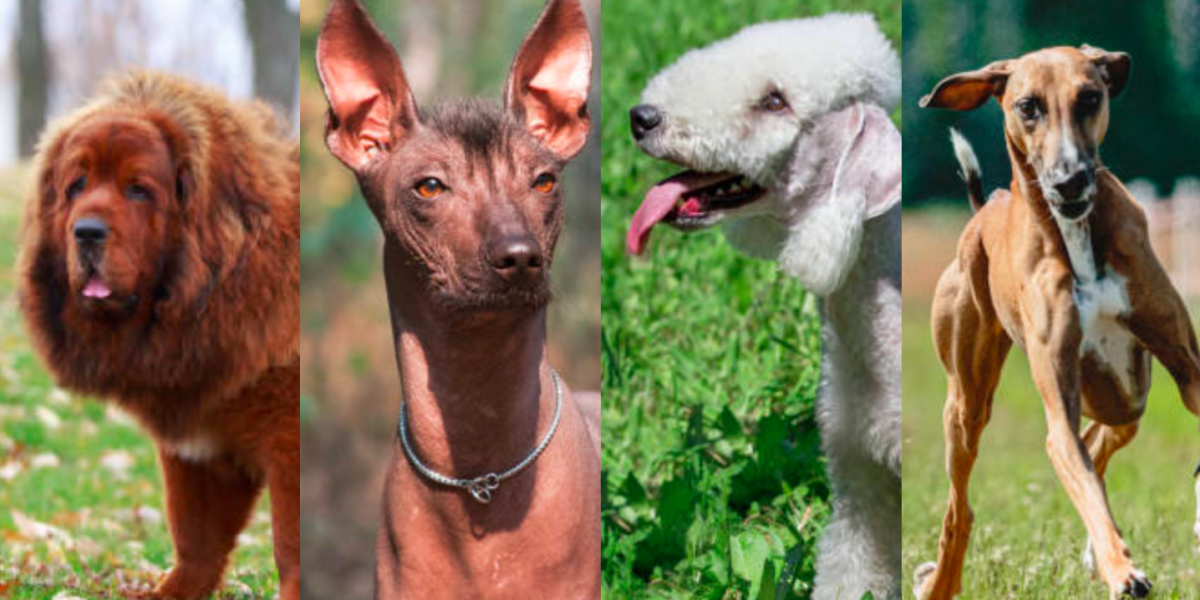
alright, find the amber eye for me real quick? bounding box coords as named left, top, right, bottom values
left=66, top=176, right=86, bottom=201
left=533, top=173, right=556, bottom=194
left=414, top=177, right=446, bottom=199
left=759, top=91, right=789, bottom=113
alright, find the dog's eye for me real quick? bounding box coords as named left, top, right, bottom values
left=414, top=178, right=446, bottom=199
left=66, top=176, right=86, bottom=201
left=1015, top=97, right=1040, bottom=119
left=1078, top=90, right=1103, bottom=114
left=758, top=92, right=789, bottom=113
left=533, top=173, right=556, bottom=194
left=126, top=184, right=153, bottom=202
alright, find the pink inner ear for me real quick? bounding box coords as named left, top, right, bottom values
left=322, top=70, right=397, bottom=160
left=524, top=49, right=589, bottom=152
left=506, top=0, right=592, bottom=159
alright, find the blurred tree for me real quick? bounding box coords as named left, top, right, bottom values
left=17, top=0, right=48, bottom=158
left=244, top=0, right=300, bottom=113
left=903, top=0, right=1200, bottom=206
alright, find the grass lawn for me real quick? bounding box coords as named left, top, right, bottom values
left=0, top=166, right=278, bottom=599
left=599, top=1, right=900, bottom=598
left=901, top=210, right=1200, bottom=599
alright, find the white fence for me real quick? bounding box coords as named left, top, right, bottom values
left=1135, top=178, right=1200, bottom=302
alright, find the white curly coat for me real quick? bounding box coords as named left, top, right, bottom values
left=637, top=14, right=902, bottom=600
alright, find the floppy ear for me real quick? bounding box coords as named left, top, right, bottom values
left=316, top=0, right=419, bottom=170
left=1080, top=44, right=1131, bottom=98
left=919, top=59, right=1014, bottom=111
left=835, top=104, right=901, bottom=219
left=504, top=0, right=592, bottom=160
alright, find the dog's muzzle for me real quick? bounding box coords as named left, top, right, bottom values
left=1043, top=167, right=1096, bottom=220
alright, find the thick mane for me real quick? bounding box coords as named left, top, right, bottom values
left=17, top=71, right=298, bottom=423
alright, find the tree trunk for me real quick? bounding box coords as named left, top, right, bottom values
left=17, top=0, right=48, bottom=159
left=242, top=0, right=299, bottom=117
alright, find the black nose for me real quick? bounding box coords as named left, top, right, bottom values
left=1053, top=170, right=1091, bottom=201
left=73, top=217, right=108, bottom=244
left=488, top=236, right=544, bottom=280
left=630, top=104, right=662, bottom=140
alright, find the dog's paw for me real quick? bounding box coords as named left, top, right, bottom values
left=1081, top=539, right=1097, bottom=577
left=1113, top=569, right=1152, bottom=599
left=911, top=562, right=936, bottom=600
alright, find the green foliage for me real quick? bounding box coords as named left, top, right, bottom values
left=600, top=1, right=900, bottom=598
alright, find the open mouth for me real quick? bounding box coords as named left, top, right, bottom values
left=627, top=170, right=766, bottom=255
left=1054, top=200, right=1092, bottom=220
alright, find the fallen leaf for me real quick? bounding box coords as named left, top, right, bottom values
left=0, top=461, right=21, bottom=481
left=31, top=452, right=60, bottom=469
left=35, top=406, right=62, bottom=431
left=99, top=450, right=135, bottom=477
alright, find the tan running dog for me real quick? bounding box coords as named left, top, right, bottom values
left=913, top=46, right=1200, bottom=600
left=316, top=0, right=600, bottom=598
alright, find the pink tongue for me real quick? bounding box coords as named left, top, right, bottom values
left=83, top=278, right=112, bottom=299
left=627, top=171, right=730, bottom=256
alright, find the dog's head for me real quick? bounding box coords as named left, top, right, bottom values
left=626, top=14, right=900, bottom=295
left=33, top=106, right=195, bottom=321
left=316, top=0, right=591, bottom=313
left=921, top=45, right=1131, bottom=221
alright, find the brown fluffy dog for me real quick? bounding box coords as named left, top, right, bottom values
left=16, top=71, right=299, bottom=600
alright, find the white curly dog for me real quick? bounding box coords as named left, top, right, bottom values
left=626, top=14, right=902, bottom=600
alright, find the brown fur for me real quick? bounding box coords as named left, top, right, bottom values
left=16, top=70, right=299, bottom=600
left=915, top=47, right=1200, bottom=600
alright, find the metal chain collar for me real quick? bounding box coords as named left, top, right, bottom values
left=398, top=368, right=563, bottom=505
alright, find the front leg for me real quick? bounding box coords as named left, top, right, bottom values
left=1025, top=279, right=1149, bottom=598
left=150, top=449, right=262, bottom=600
left=1124, top=262, right=1200, bottom=552
left=264, top=421, right=301, bottom=600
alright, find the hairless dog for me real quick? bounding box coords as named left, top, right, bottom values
left=915, top=45, right=1200, bottom=600
left=316, top=0, right=600, bottom=597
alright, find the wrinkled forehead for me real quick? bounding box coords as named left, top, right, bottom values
left=61, top=113, right=173, bottom=177
left=392, top=103, right=559, bottom=184
left=1007, top=48, right=1104, bottom=99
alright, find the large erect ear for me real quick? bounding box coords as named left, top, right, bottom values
left=504, top=0, right=592, bottom=160
left=316, top=0, right=418, bottom=170
left=919, top=59, right=1014, bottom=111
left=1080, top=44, right=1132, bottom=98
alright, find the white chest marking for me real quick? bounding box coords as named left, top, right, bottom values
left=1055, top=217, right=1145, bottom=402
left=168, top=434, right=220, bottom=463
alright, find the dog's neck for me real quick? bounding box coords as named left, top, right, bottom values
left=822, top=206, right=900, bottom=366
left=382, top=244, right=553, bottom=480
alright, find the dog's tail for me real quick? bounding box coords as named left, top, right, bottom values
left=949, top=128, right=985, bottom=212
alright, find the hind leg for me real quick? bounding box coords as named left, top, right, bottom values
left=1079, top=421, right=1139, bottom=575
left=914, top=266, right=1011, bottom=600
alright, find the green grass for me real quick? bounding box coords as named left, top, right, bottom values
left=0, top=167, right=278, bottom=599
left=599, top=1, right=900, bottom=598
left=902, top=304, right=1200, bottom=599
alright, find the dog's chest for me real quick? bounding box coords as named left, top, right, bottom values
left=1058, top=219, right=1149, bottom=411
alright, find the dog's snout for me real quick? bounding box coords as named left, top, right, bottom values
left=73, top=217, right=109, bottom=245
left=488, top=236, right=544, bottom=280
left=1053, top=170, right=1091, bottom=202
left=630, top=104, right=662, bottom=140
